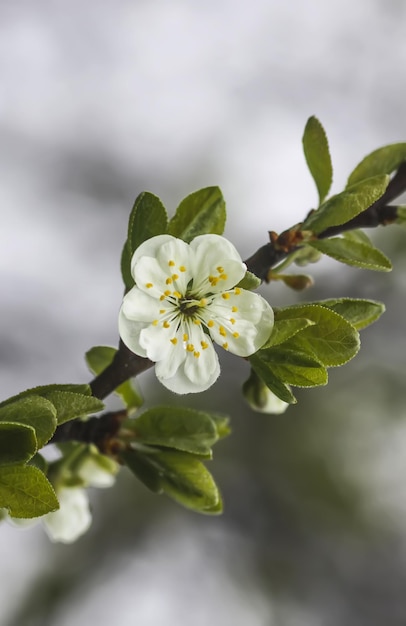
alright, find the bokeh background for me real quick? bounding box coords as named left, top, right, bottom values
left=1, top=1, right=406, bottom=624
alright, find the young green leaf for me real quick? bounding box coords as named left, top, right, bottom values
left=263, top=317, right=315, bottom=348
left=249, top=353, right=297, bottom=404
left=120, top=449, right=163, bottom=493
left=147, top=450, right=222, bottom=514
left=0, top=465, right=59, bottom=518
left=120, top=240, right=134, bottom=292
left=0, top=423, right=37, bottom=466
left=274, top=304, right=360, bottom=367
left=124, top=407, right=219, bottom=456
left=307, top=237, right=392, bottom=272
left=0, top=396, right=57, bottom=448
left=168, top=187, right=226, bottom=242
left=236, top=270, right=261, bottom=290
left=317, top=298, right=385, bottom=331
left=302, top=116, right=333, bottom=204
left=127, top=192, right=168, bottom=255
left=255, top=347, right=328, bottom=388
left=302, top=174, right=389, bottom=235
left=85, top=346, right=143, bottom=410
left=0, top=384, right=93, bottom=410
left=347, top=143, right=406, bottom=187
left=39, top=391, right=104, bottom=425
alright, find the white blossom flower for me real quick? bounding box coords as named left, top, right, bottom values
left=43, top=487, right=91, bottom=543
left=119, top=234, right=274, bottom=394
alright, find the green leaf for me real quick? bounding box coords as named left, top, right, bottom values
left=347, top=143, right=406, bottom=187
left=0, top=384, right=93, bottom=410
left=274, top=304, right=360, bottom=367
left=255, top=347, right=328, bottom=388
left=168, top=187, right=226, bottom=242
left=120, top=240, right=134, bottom=291
left=317, top=298, right=385, bottom=331
left=342, top=229, right=372, bottom=245
left=207, top=413, right=231, bottom=440
left=40, top=391, right=104, bottom=425
left=147, top=450, right=222, bottom=514
left=302, top=116, right=333, bottom=204
left=128, top=192, right=168, bottom=255
left=121, top=450, right=163, bottom=493
left=264, top=317, right=315, bottom=348
left=249, top=353, right=297, bottom=404
left=124, top=407, right=219, bottom=456
left=236, top=270, right=261, bottom=290
left=0, top=465, right=58, bottom=518
left=0, top=396, right=57, bottom=448
left=308, top=237, right=392, bottom=272
left=0, top=423, right=37, bottom=466
left=302, top=175, right=389, bottom=235
left=85, top=346, right=143, bottom=410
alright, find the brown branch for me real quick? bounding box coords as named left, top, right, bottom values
left=51, top=163, right=406, bottom=446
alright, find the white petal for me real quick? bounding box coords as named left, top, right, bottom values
left=132, top=256, right=171, bottom=298
left=119, top=308, right=149, bottom=357
left=43, top=488, right=92, bottom=544
left=121, top=286, right=163, bottom=322
left=157, top=346, right=220, bottom=394
left=190, top=234, right=246, bottom=293
left=206, top=290, right=274, bottom=356
left=139, top=321, right=183, bottom=364
left=155, top=238, right=192, bottom=294
left=130, top=234, right=178, bottom=271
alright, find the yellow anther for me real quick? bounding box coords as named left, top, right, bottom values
left=208, top=320, right=214, bottom=328
left=152, top=320, right=158, bottom=326
left=179, top=265, right=186, bottom=272
left=234, top=287, right=241, bottom=295
left=159, top=295, right=165, bottom=301
left=223, top=342, right=229, bottom=350
left=220, top=273, right=228, bottom=280
left=168, top=260, right=175, bottom=267
left=222, top=293, right=230, bottom=300
left=232, top=306, right=238, bottom=312
left=219, top=326, right=227, bottom=337
left=208, top=275, right=215, bottom=282
left=165, top=277, right=173, bottom=285
left=170, top=337, right=178, bottom=345
left=230, top=318, right=236, bottom=324
left=159, top=309, right=166, bottom=314
left=145, top=282, right=153, bottom=289
left=193, top=351, right=200, bottom=358
left=173, top=291, right=182, bottom=298
left=163, top=320, right=170, bottom=328
left=172, top=273, right=179, bottom=280
left=217, top=266, right=224, bottom=273
left=186, top=344, right=195, bottom=352
left=183, top=333, right=189, bottom=341
left=199, top=298, right=207, bottom=306
left=164, top=290, right=171, bottom=296
left=233, top=332, right=240, bottom=338
left=193, top=319, right=201, bottom=325
left=201, top=341, right=209, bottom=350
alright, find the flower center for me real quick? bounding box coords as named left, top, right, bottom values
left=178, top=296, right=202, bottom=317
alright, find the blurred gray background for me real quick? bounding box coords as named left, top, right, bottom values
left=1, top=1, right=406, bottom=625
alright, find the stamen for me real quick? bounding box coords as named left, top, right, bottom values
left=179, top=265, right=186, bottom=272
left=207, top=320, right=214, bottom=328
left=163, top=321, right=170, bottom=328
left=219, top=326, right=227, bottom=337
left=168, top=260, right=175, bottom=267
left=160, top=295, right=165, bottom=301
left=145, top=283, right=153, bottom=289
left=165, top=277, right=173, bottom=285
left=199, top=298, right=207, bottom=306
left=183, top=333, right=189, bottom=341
left=232, top=306, right=238, bottom=312
left=172, top=273, right=179, bottom=280
left=234, top=287, right=241, bottom=295
left=193, top=351, right=200, bottom=358
left=152, top=320, right=158, bottom=326
left=193, top=319, right=201, bottom=325
left=159, top=309, right=166, bottom=314
left=233, top=332, right=240, bottom=338
left=201, top=341, right=209, bottom=350
left=222, top=293, right=230, bottom=300
left=223, top=342, right=229, bottom=350
left=220, top=273, right=228, bottom=280
left=186, top=344, right=195, bottom=352
left=230, top=318, right=236, bottom=324
left=173, top=291, right=182, bottom=299
left=217, top=266, right=224, bottom=273
left=170, top=338, right=178, bottom=345
left=164, top=290, right=171, bottom=296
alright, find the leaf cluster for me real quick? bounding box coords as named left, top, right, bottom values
left=0, top=385, right=104, bottom=518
